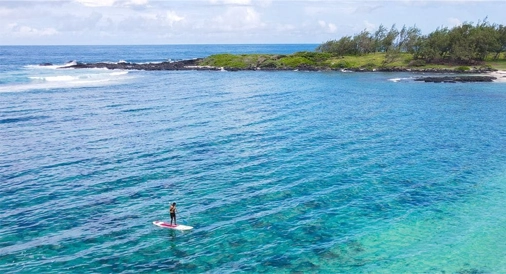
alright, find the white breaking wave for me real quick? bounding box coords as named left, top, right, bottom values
left=388, top=77, right=414, bottom=83
left=24, top=64, right=60, bottom=70
left=0, top=66, right=133, bottom=93
left=24, top=61, right=78, bottom=70
left=110, top=71, right=129, bottom=76
left=59, top=61, right=78, bottom=68
left=29, top=75, right=80, bottom=82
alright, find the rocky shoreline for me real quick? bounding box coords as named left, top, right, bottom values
left=413, top=75, right=497, bottom=83
left=56, top=58, right=219, bottom=71
left=46, top=59, right=495, bottom=72
left=42, top=59, right=501, bottom=83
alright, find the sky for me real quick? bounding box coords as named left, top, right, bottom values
left=1, top=0, right=506, bottom=45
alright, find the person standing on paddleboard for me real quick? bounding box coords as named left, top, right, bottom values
left=170, top=202, right=177, bottom=225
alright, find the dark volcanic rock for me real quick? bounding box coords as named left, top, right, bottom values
left=414, top=75, right=497, bottom=83
left=62, top=58, right=215, bottom=71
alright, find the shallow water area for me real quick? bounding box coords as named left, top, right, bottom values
left=1, top=45, right=506, bottom=273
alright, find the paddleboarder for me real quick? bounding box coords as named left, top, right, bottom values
left=169, top=202, right=177, bottom=225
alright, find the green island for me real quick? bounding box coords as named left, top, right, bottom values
left=198, top=20, right=506, bottom=72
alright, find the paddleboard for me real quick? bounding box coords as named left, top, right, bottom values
left=153, top=221, right=193, bottom=231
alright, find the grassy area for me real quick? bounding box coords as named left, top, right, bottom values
left=198, top=54, right=260, bottom=68
left=322, top=52, right=412, bottom=69
left=198, top=51, right=506, bottom=71
left=485, top=60, right=506, bottom=70
left=198, top=52, right=327, bottom=69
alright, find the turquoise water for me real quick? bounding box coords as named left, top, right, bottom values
left=1, top=45, right=506, bottom=273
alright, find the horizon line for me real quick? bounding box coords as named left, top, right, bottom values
left=0, top=43, right=322, bottom=47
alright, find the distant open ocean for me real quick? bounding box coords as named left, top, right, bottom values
left=1, top=44, right=506, bottom=273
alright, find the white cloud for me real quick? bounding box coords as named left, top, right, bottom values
left=354, top=4, right=382, bottom=14
left=129, top=0, right=149, bottom=5
left=2, top=0, right=506, bottom=45
left=0, top=7, right=13, bottom=17
left=257, top=0, right=272, bottom=8
left=8, top=23, right=58, bottom=37
left=363, top=20, right=376, bottom=32
left=447, top=17, right=462, bottom=27
left=74, top=0, right=148, bottom=7
left=210, top=0, right=251, bottom=5
left=114, top=10, right=185, bottom=32
left=163, top=10, right=185, bottom=27
left=305, top=6, right=327, bottom=16
left=318, top=20, right=337, bottom=33
left=209, top=0, right=273, bottom=9
left=276, top=23, right=295, bottom=32
left=110, top=8, right=187, bottom=36
left=328, top=23, right=337, bottom=33
left=212, top=7, right=264, bottom=30
left=57, top=12, right=103, bottom=31
left=75, top=0, right=116, bottom=7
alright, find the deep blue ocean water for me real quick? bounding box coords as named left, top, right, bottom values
left=1, top=45, right=506, bottom=273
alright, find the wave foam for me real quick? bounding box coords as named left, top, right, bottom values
left=29, top=75, right=79, bottom=82
left=25, top=61, right=78, bottom=70
left=110, top=71, right=129, bottom=76
left=0, top=69, right=133, bottom=93
left=388, top=77, right=414, bottom=83
left=59, top=61, right=78, bottom=68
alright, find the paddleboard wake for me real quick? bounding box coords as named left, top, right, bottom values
left=153, top=221, right=193, bottom=231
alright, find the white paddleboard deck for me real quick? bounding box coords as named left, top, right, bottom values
left=153, top=221, right=193, bottom=231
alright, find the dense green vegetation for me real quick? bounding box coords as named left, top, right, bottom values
left=317, top=19, right=506, bottom=64
left=199, top=19, right=506, bottom=70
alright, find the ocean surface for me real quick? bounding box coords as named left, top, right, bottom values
left=1, top=45, right=506, bottom=273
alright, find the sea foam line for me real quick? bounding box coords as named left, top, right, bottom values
left=0, top=70, right=132, bottom=93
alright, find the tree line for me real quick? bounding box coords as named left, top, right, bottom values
left=316, top=19, right=506, bottom=64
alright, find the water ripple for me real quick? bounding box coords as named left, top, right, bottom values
left=1, top=70, right=506, bottom=273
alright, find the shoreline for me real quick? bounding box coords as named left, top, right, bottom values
left=45, top=59, right=505, bottom=83
left=54, top=58, right=498, bottom=74
left=488, top=70, right=506, bottom=82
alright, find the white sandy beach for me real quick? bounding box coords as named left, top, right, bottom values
left=489, top=70, right=506, bottom=82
